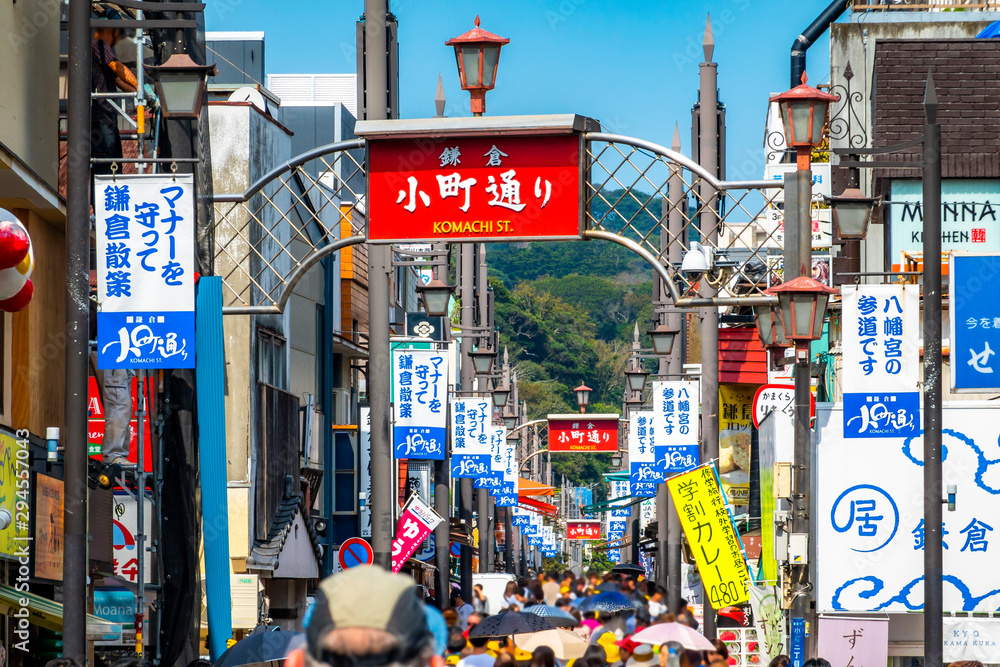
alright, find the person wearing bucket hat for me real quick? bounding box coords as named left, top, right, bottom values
left=625, top=645, right=655, bottom=667
left=285, top=566, right=441, bottom=667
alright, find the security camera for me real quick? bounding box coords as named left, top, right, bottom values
left=681, top=242, right=712, bottom=280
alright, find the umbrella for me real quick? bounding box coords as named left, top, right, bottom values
left=514, top=628, right=588, bottom=660
left=214, top=630, right=307, bottom=667
left=977, top=19, right=1000, bottom=38
left=581, top=591, right=640, bottom=613
left=523, top=604, right=580, bottom=628
left=631, top=622, right=715, bottom=651
left=611, top=563, right=646, bottom=577
left=468, top=611, right=555, bottom=638
left=594, top=582, right=621, bottom=593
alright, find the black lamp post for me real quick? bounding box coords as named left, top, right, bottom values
left=469, top=346, right=495, bottom=376
left=148, top=52, right=217, bottom=119
left=647, top=322, right=679, bottom=356
left=416, top=278, right=454, bottom=317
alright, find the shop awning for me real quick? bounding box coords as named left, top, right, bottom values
left=517, top=477, right=555, bottom=496
left=719, top=327, right=767, bottom=384
left=0, top=585, right=122, bottom=642
left=518, top=495, right=558, bottom=517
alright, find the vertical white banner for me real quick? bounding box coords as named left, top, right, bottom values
left=393, top=349, right=448, bottom=459
left=360, top=406, right=372, bottom=537
left=450, top=398, right=491, bottom=477
left=628, top=411, right=659, bottom=497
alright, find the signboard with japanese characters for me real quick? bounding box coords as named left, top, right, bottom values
left=752, top=384, right=815, bottom=428
left=951, top=253, right=1000, bottom=392
left=392, top=349, right=448, bottom=459
left=95, top=175, right=195, bottom=369
left=719, top=384, right=754, bottom=511
left=816, top=403, right=1000, bottom=612
left=512, top=506, right=531, bottom=528
left=474, top=426, right=506, bottom=490
left=842, top=284, right=920, bottom=438
left=493, top=429, right=519, bottom=507
left=390, top=495, right=443, bottom=574
left=367, top=135, right=582, bottom=243
left=816, top=617, right=888, bottom=667
left=653, top=381, right=700, bottom=475
left=567, top=520, right=602, bottom=540
left=628, top=412, right=660, bottom=497
left=547, top=414, right=619, bottom=452
left=889, top=179, right=1000, bottom=258
left=667, top=465, right=750, bottom=607
left=450, top=398, right=491, bottom=478
left=360, top=407, right=372, bottom=538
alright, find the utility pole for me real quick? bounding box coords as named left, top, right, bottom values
left=922, top=72, right=943, bottom=667
left=459, top=243, right=475, bottom=598
left=64, top=0, right=92, bottom=659
left=363, top=0, right=394, bottom=571
left=697, top=15, right=720, bottom=641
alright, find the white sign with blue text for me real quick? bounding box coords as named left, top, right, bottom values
left=95, top=174, right=195, bottom=369
left=475, top=427, right=506, bottom=490
left=842, top=284, right=920, bottom=438
left=493, top=429, right=518, bottom=507
left=392, top=349, right=447, bottom=459
left=653, top=381, right=700, bottom=474
left=628, top=411, right=660, bottom=497
left=450, top=398, right=491, bottom=478
left=816, top=403, right=1000, bottom=612
left=950, top=253, right=1000, bottom=392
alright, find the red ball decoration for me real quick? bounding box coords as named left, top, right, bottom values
left=0, top=280, right=32, bottom=312
left=0, top=221, right=29, bottom=270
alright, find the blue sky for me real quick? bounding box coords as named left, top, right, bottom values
left=207, top=1, right=848, bottom=181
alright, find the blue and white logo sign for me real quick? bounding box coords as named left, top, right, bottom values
left=392, top=349, right=447, bottom=459
left=628, top=412, right=660, bottom=497
left=494, top=428, right=519, bottom=507
left=951, top=253, right=1000, bottom=392
left=450, top=398, right=491, bottom=477
left=842, top=285, right=919, bottom=438
left=95, top=174, right=195, bottom=369
left=653, top=381, right=700, bottom=473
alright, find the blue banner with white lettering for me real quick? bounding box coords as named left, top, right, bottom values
left=393, top=349, right=447, bottom=459
left=952, top=254, right=1000, bottom=391
left=95, top=175, right=196, bottom=369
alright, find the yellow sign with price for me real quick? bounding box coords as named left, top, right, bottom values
left=667, top=464, right=750, bottom=607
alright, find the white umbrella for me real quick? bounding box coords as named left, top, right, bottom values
left=514, top=628, right=589, bottom=660
left=631, top=622, right=716, bottom=651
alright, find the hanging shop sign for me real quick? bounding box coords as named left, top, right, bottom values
left=392, top=348, right=448, bottom=459
left=816, top=403, right=1000, bottom=612
left=390, top=495, right=444, bottom=574
left=493, top=429, right=519, bottom=507
left=547, top=414, right=619, bottom=452
left=950, top=253, right=1000, bottom=392
left=751, top=383, right=815, bottom=428
left=889, top=178, right=1000, bottom=258
left=0, top=431, right=30, bottom=560
left=841, top=284, right=920, bottom=438
left=366, top=135, right=583, bottom=243
left=627, top=411, right=660, bottom=497
left=450, top=398, right=492, bottom=478
left=360, top=407, right=372, bottom=538
left=719, top=383, right=754, bottom=510
left=816, top=616, right=888, bottom=667
left=567, top=520, right=602, bottom=540
left=474, top=427, right=506, bottom=491
left=94, top=174, right=195, bottom=369
left=667, top=465, right=750, bottom=607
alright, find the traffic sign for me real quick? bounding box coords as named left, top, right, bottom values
left=338, top=537, right=374, bottom=569
left=450, top=542, right=461, bottom=558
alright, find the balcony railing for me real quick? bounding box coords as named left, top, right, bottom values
left=852, top=0, right=1000, bottom=10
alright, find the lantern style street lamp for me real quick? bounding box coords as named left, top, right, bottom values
left=503, top=404, right=518, bottom=431
left=646, top=322, right=678, bottom=356
left=769, top=72, right=839, bottom=169
left=610, top=449, right=623, bottom=469
left=492, top=377, right=510, bottom=408
left=445, top=16, right=510, bottom=116
left=826, top=177, right=881, bottom=240
left=469, top=346, right=495, bottom=375
left=574, top=383, right=592, bottom=414
left=754, top=303, right=790, bottom=349
left=415, top=278, right=454, bottom=317
left=764, top=276, right=838, bottom=343
left=625, top=359, right=648, bottom=394
left=148, top=52, right=217, bottom=118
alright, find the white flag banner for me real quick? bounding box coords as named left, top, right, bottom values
left=450, top=398, right=491, bottom=477
left=628, top=411, right=660, bottom=497
left=393, top=349, right=448, bottom=459
left=653, top=381, right=700, bottom=474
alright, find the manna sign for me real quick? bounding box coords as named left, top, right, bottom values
left=547, top=414, right=619, bottom=452
left=567, top=520, right=602, bottom=540
left=391, top=495, right=443, bottom=574
left=667, top=465, right=750, bottom=607
left=367, top=135, right=582, bottom=243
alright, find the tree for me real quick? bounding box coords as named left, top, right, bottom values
left=585, top=550, right=615, bottom=574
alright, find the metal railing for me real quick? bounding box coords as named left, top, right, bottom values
left=851, top=0, right=1000, bottom=10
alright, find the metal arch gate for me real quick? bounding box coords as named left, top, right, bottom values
left=212, top=133, right=786, bottom=313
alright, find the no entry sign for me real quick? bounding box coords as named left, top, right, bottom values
left=338, top=537, right=374, bottom=569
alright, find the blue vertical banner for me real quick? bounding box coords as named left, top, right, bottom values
left=842, top=285, right=920, bottom=438
left=475, top=427, right=505, bottom=490
left=494, top=428, right=518, bottom=507
left=392, top=348, right=447, bottom=459
left=628, top=411, right=660, bottom=497
left=449, top=398, right=491, bottom=477
left=790, top=618, right=805, bottom=667
left=951, top=253, right=1000, bottom=391
left=95, top=174, right=196, bottom=369
left=653, top=381, right=700, bottom=474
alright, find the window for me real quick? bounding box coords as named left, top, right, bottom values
left=257, top=329, right=287, bottom=390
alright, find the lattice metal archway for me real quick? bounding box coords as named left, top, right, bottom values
left=212, top=133, right=786, bottom=313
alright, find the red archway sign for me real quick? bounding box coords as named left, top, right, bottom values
left=339, top=537, right=374, bottom=570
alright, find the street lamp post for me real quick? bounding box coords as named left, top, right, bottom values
left=574, top=383, right=592, bottom=414
left=445, top=16, right=509, bottom=117
left=769, top=72, right=838, bottom=644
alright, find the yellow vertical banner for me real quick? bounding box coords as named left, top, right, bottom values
left=718, top=383, right=754, bottom=509
left=668, top=465, right=750, bottom=607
